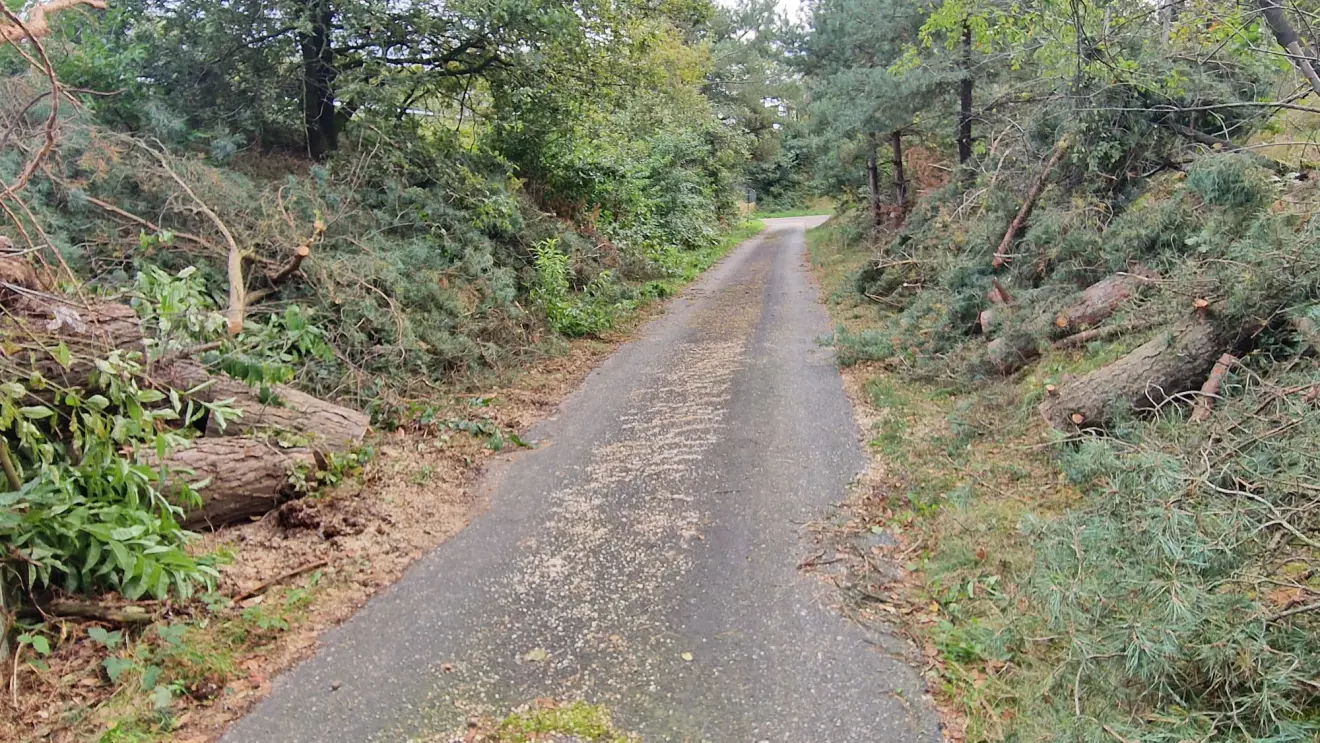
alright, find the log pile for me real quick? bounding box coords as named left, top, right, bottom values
left=972, top=248, right=1257, bottom=429
left=0, top=255, right=369, bottom=528
left=983, top=266, right=1161, bottom=376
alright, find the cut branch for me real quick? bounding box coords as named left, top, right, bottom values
left=38, top=598, right=155, bottom=624
left=231, top=559, right=329, bottom=602
left=1052, top=319, right=1156, bottom=349
left=993, top=136, right=1071, bottom=269
left=0, top=0, right=106, bottom=44
left=1190, top=353, right=1237, bottom=422
left=136, top=140, right=246, bottom=335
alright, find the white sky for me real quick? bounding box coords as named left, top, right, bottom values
left=717, top=0, right=809, bottom=23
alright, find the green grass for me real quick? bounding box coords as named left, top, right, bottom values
left=753, top=207, right=834, bottom=218
left=492, top=701, right=636, bottom=742
left=642, top=218, right=764, bottom=297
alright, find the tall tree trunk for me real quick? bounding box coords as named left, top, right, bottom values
left=891, top=130, right=907, bottom=212
left=958, top=22, right=974, bottom=168
left=866, top=133, right=881, bottom=224
left=299, top=0, right=338, bottom=160
left=1259, top=0, right=1320, bottom=97
left=1159, top=0, right=1175, bottom=44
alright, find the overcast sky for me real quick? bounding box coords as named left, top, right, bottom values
left=717, top=0, right=809, bottom=23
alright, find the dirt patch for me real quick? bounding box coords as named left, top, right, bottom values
left=0, top=310, right=665, bottom=743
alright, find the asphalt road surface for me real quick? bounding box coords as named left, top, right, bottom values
left=223, top=216, right=940, bottom=743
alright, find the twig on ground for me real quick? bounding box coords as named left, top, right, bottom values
left=231, top=558, right=330, bottom=603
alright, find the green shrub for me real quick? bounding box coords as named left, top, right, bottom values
left=0, top=350, right=229, bottom=602
left=530, top=237, right=619, bottom=337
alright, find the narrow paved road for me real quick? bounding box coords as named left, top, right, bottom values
left=223, top=217, right=939, bottom=743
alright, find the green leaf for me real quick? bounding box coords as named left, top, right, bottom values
left=85, top=395, right=110, bottom=410
left=108, top=540, right=131, bottom=572
left=30, top=635, right=50, bottom=655
left=87, top=627, right=123, bottom=650
left=20, top=406, right=54, bottom=419
left=109, top=525, right=146, bottom=541
left=103, top=657, right=134, bottom=683
left=140, top=663, right=161, bottom=691
left=51, top=342, right=73, bottom=370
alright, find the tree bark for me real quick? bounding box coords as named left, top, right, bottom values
left=154, top=360, right=369, bottom=450
left=867, top=133, right=881, bottom=225
left=891, top=130, right=908, bottom=212
left=992, top=136, right=1070, bottom=268
left=1053, top=267, right=1158, bottom=332
left=0, top=0, right=106, bottom=44
left=958, top=22, right=974, bottom=167
left=1038, top=316, right=1236, bottom=430
left=1259, top=0, right=1320, bottom=97
left=298, top=0, right=338, bottom=159
left=0, top=300, right=146, bottom=389
left=148, top=438, right=322, bottom=530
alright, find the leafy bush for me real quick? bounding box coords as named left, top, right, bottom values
left=0, top=350, right=229, bottom=602
left=530, top=238, right=620, bottom=337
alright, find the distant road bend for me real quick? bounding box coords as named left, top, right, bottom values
left=223, top=216, right=940, bottom=743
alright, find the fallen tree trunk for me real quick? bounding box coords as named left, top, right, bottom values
left=0, top=299, right=146, bottom=387
left=1054, top=267, right=1158, bottom=332
left=1039, top=316, right=1236, bottom=430
left=985, top=269, right=1159, bottom=375
left=155, top=360, right=368, bottom=450
left=1, top=297, right=368, bottom=450
left=148, top=438, right=322, bottom=529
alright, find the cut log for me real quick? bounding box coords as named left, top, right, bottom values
left=148, top=437, right=322, bottom=529
left=0, top=300, right=146, bottom=389
left=1190, top=353, right=1237, bottom=422
left=1039, top=317, right=1236, bottom=430
left=153, top=360, right=369, bottom=450
left=1054, top=267, right=1158, bottom=332
left=978, top=279, right=1015, bottom=335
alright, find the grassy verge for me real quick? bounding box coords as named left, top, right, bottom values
left=5, top=220, right=764, bottom=743
left=807, top=219, right=1083, bottom=741
left=656, top=218, right=764, bottom=289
